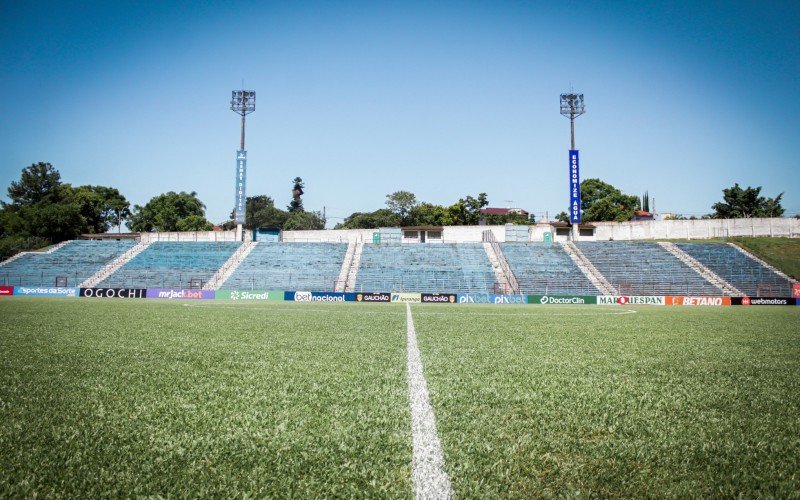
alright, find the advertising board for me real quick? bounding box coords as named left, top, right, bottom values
left=216, top=290, right=283, bottom=301
left=569, top=149, right=581, bottom=224
left=421, top=293, right=457, bottom=304
left=665, top=296, right=731, bottom=306
left=285, top=291, right=355, bottom=302
left=597, top=296, right=665, bottom=305
left=0, top=286, right=13, bottom=296
left=793, top=283, right=800, bottom=298
left=234, top=150, right=247, bottom=224
left=457, top=294, right=528, bottom=304
left=146, top=289, right=215, bottom=300
left=13, top=287, right=79, bottom=297
left=80, top=288, right=146, bottom=299
left=529, top=295, right=597, bottom=305
left=391, top=293, right=421, bottom=303
left=355, top=292, right=391, bottom=303
left=731, top=297, right=796, bottom=306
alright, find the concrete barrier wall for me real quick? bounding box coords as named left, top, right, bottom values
left=142, top=218, right=798, bottom=244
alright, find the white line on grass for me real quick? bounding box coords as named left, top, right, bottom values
left=406, top=303, right=453, bottom=500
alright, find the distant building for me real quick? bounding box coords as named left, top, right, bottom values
left=480, top=207, right=530, bottom=217
left=632, top=210, right=655, bottom=221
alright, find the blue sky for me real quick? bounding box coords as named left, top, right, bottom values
left=1, top=0, right=798, bottom=227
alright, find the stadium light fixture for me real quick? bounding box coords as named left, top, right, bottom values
left=560, top=93, right=585, bottom=150
left=230, top=90, right=256, bottom=150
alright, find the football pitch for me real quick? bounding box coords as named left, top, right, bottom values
left=1, top=299, right=798, bottom=497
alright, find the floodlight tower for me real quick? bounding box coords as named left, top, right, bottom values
left=231, top=90, right=256, bottom=241
left=560, top=93, right=585, bottom=240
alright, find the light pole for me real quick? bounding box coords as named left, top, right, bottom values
left=230, top=90, right=256, bottom=241
left=560, top=93, right=585, bottom=240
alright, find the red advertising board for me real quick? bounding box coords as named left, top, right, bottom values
left=0, top=286, right=13, bottom=296
left=665, top=296, right=731, bottom=306
left=793, top=283, right=800, bottom=298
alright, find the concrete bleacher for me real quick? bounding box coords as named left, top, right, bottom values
left=220, top=242, right=348, bottom=291
left=0, top=240, right=138, bottom=287
left=576, top=242, right=723, bottom=296
left=676, top=242, right=793, bottom=297
left=97, top=241, right=240, bottom=289
left=500, top=242, right=599, bottom=295
left=355, top=243, right=495, bottom=293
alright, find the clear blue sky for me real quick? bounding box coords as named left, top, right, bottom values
left=2, top=0, right=798, bottom=227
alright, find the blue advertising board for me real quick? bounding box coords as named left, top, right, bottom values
left=234, top=150, right=247, bottom=224
left=569, top=149, right=581, bottom=223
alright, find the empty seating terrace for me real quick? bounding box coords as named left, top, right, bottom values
left=0, top=240, right=137, bottom=287
left=577, top=242, right=722, bottom=296
left=355, top=243, right=495, bottom=293
left=98, top=241, right=240, bottom=289
left=500, top=242, right=599, bottom=295
left=676, top=242, right=793, bottom=297
left=221, top=242, right=347, bottom=291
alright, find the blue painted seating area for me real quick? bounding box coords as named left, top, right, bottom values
left=500, top=243, right=599, bottom=295
left=676, top=242, right=792, bottom=297
left=98, top=242, right=240, bottom=289
left=576, top=242, right=722, bottom=296
left=221, top=242, right=347, bottom=291
left=355, top=243, right=496, bottom=293
left=0, top=240, right=137, bottom=287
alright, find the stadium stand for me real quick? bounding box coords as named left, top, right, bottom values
left=220, top=242, right=348, bottom=291
left=675, top=242, right=793, bottom=297
left=0, top=240, right=138, bottom=287
left=355, top=243, right=496, bottom=293
left=97, top=241, right=240, bottom=289
left=576, top=242, right=724, bottom=295
left=500, top=242, right=600, bottom=295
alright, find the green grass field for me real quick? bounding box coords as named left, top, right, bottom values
left=1, top=299, right=799, bottom=497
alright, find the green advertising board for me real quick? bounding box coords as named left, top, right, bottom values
left=528, top=295, right=597, bottom=305
left=216, top=290, right=284, bottom=301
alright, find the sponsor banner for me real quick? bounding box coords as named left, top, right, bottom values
left=146, top=289, right=215, bottom=300
left=569, top=149, right=581, bottom=224
left=597, top=296, right=666, bottom=306
left=793, top=283, right=800, bottom=298
left=234, top=150, right=247, bottom=224
left=530, top=295, right=597, bottom=305
left=286, top=291, right=355, bottom=302
left=0, top=286, right=13, bottom=296
left=80, top=288, right=146, bottom=299
left=457, top=294, right=528, bottom=304
left=216, top=290, right=284, bottom=301
left=13, top=286, right=79, bottom=297
left=391, top=293, right=421, bottom=303
left=665, top=296, right=731, bottom=306
left=421, top=293, right=457, bottom=304
left=355, top=292, right=391, bottom=303
left=731, top=297, right=796, bottom=306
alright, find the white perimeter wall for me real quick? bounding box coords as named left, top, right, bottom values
left=141, top=218, right=799, bottom=244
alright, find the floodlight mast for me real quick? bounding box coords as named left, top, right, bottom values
left=230, top=90, right=255, bottom=241
left=560, top=93, right=585, bottom=241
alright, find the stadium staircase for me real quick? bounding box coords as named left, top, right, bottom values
left=482, top=231, right=519, bottom=293
left=80, top=240, right=151, bottom=288
left=336, top=240, right=364, bottom=292
left=203, top=241, right=258, bottom=290
left=657, top=242, right=742, bottom=296
left=560, top=241, right=617, bottom=295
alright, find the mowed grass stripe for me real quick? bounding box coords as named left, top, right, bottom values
left=413, top=304, right=800, bottom=497
left=406, top=304, right=453, bottom=499
left=0, top=299, right=412, bottom=497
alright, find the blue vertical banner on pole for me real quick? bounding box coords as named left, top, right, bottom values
left=569, top=149, right=581, bottom=223
left=234, top=150, right=247, bottom=224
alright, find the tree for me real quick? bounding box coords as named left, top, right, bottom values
left=175, top=215, right=213, bottom=231
left=72, top=185, right=130, bottom=233
left=7, top=162, right=64, bottom=206
left=128, top=191, right=211, bottom=232
left=283, top=210, right=326, bottom=230
left=385, top=191, right=418, bottom=225
left=244, top=195, right=289, bottom=229
left=554, top=211, right=569, bottom=223
left=710, top=183, right=784, bottom=218
left=288, top=177, right=305, bottom=213
left=408, top=203, right=453, bottom=226
left=579, top=178, right=640, bottom=222
left=447, top=193, right=489, bottom=225
left=642, top=191, right=650, bottom=212
left=335, top=209, right=401, bottom=229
